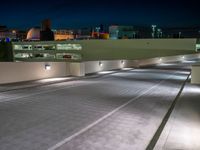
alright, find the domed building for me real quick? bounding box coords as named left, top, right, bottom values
left=26, top=27, right=40, bottom=40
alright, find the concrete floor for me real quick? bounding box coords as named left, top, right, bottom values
left=154, top=83, right=200, bottom=150
left=0, top=61, right=199, bottom=150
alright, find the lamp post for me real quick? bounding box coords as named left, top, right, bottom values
left=133, top=31, right=136, bottom=39
left=157, top=29, right=162, bottom=38
left=151, top=25, right=157, bottom=38
left=179, top=32, right=181, bottom=38
left=95, top=27, right=100, bottom=39
left=116, top=30, right=119, bottom=39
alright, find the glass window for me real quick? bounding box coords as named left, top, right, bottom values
left=56, top=44, right=82, bottom=50
left=14, top=45, right=32, bottom=50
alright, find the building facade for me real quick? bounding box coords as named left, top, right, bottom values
left=109, top=26, right=136, bottom=39
left=53, top=30, right=74, bottom=40
left=12, top=41, right=82, bottom=61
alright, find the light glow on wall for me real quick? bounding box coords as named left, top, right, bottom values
left=38, top=77, right=73, bottom=83
left=99, top=61, right=103, bottom=67
left=98, top=71, right=116, bottom=75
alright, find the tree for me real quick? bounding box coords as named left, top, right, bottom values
left=0, top=40, right=14, bottom=62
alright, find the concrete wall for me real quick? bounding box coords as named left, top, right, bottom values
left=84, top=54, right=200, bottom=74
left=0, top=62, right=70, bottom=84
left=0, top=53, right=200, bottom=84
left=138, top=54, right=200, bottom=66
left=75, top=39, right=197, bottom=60
left=84, top=60, right=132, bottom=74
left=191, top=64, right=200, bottom=84
left=12, top=39, right=197, bottom=61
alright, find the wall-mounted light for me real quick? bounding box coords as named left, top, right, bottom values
left=45, top=64, right=51, bottom=70
left=99, top=61, right=103, bottom=67
left=182, top=56, right=185, bottom=59
left=121, top=60, right=125, bottom=65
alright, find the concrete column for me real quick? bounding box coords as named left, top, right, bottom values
left=70, top=62, right=85, bottom=77
left=191, top=64, right=200, bottom=84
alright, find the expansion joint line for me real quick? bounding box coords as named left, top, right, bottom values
left=146, top=73, right=191, bottom=150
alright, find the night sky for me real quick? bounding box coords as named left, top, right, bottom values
left=0, top=0, right=199, bottom=29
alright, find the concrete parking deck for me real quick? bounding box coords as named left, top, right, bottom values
left=154, top=83, right=200, bottom=150
left=0, top=60, right=199, bottom=150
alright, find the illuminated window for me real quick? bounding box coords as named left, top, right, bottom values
left=56, top=44, right=82, bottom=50
left=56, top=53, right=81, bottom=60
left=14, top=45, right=32, bottom=50
left=196, top=44, right=200, bottom=51
left=14, top=53, right=31, bottom=58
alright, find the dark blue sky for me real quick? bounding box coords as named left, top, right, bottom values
left=0, top=0, right=199, bottom=29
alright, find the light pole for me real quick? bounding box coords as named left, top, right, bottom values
left=152, top=25, right=157, bottom=38
left=179, top=32, right=181, bottom=38
left=133, top=31, right=136, bottom=39
left=116, top=30, right=119, bottom=39
left=96, top=27, right=100, bottom=39
left=157, top=29, right=162, bottom=38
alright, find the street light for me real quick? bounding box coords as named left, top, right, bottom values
left=179, top=32, right=182, bottom=38
left=116, top=30, right=119, bottom=39
left=95, top=27, right=100, bottom=39
left=133, top=31, right=136, bottom=39
left=151, top=25, right=157, bottom=38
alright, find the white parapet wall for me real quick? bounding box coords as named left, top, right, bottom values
left=84, top=60, right=132, bottom=74
left=84, top=54, right=200, bottom=75
left=0, top=53, right=200, bottom=84
left=0, top=62, right=70, bottom=84
left=138, top=53, right=200, bottom=67
left=191, top=64, right=200, bottom=84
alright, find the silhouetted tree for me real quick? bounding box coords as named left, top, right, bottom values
left=0, top=40, right=14, bottom=62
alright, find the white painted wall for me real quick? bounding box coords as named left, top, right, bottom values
left=84, top=54, right=200, bottom=74
left=0, top=62, right=70, bottom=84
left=0, top=54, right=199, bottom=84
left=137, top=54, right=200, bottom=67
left=84, top=60, right=132, bottom=74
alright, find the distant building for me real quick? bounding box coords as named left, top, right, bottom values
left=91, top=32, right=109, bottom=39
left=12, top=41, right=82, bottom=61
left=26, top=27, right=41, bottom=41
left=40, top=19, right=54, bottom=41
left=40, top=29, right=54, bottom=41
left=53, top=30, right=74, bottom=40
left=16, top=30, right=27, bottom=41
left=109, top=25, right=135, bottom=39
left=74, top=27, right=93, bottom=39
left=0, top=25, right=17, bottom=41
left=41, top=19, right=51, bottom=31
left=163, top=27, right=200, bottom=38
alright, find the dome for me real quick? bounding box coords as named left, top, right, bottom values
left=27, top=28, right=40, bottom=40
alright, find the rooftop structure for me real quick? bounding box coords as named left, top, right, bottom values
left=0, top=26, right=17, bottom=41
left=12, top=39, right=198, bottom=62
left=109, top=25, right=135, bottom=39
left=12, top=41, right=82, bottom=61
left=26, top=27, right=40, bottom=41
left=53, top=30, right=74, bottom=40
